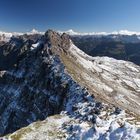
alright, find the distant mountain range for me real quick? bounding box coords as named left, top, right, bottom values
left=1, top=29, right=140, bottom=41
left=0, top=29, right=43, bottom=42
left=70, top=33, right=140, bottom=65
left=60, top=29, right=140, bottom=36
left=1, top=29, right=140, bottom=65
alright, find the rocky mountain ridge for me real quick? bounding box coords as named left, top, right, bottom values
left=0, top=30, right=140, bottom=139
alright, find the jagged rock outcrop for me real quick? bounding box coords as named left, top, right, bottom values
left=45, top=30, right=70, bottom=54
left=0, top=30, right=72, bottom=136
left=0, top=34, right=42, bottom=70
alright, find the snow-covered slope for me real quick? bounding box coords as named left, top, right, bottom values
left=0, top=30, right=140, bottom=140
left=63, top=41, right=140, bottom=115
left=2, top=105, right=140, bottom=140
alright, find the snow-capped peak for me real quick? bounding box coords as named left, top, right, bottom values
left=68, top=40, right=140, bottom=115
left=31, top=29, right=39, bottom=34
left=27, top=29, right=44, bottom=35
left=65, top=29, right=80, bottom=35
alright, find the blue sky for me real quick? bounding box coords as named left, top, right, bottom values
left=0, top=0, right=140, bottom=32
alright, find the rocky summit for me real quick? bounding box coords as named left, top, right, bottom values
left=0, top=30, right=140, bottom=140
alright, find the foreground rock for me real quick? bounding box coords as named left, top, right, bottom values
left=2, top=102, right=140, bottom=139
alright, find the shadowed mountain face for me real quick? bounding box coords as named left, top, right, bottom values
left=0, top=34, right=42, bottom=70
left=0, top=30, right=140, bottom=139
left=0, top=31, right=74, bottom=135
left=71, top=35, right=140, bottom=65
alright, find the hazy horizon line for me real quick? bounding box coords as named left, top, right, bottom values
left=1, top=28, right=140, bottom=36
